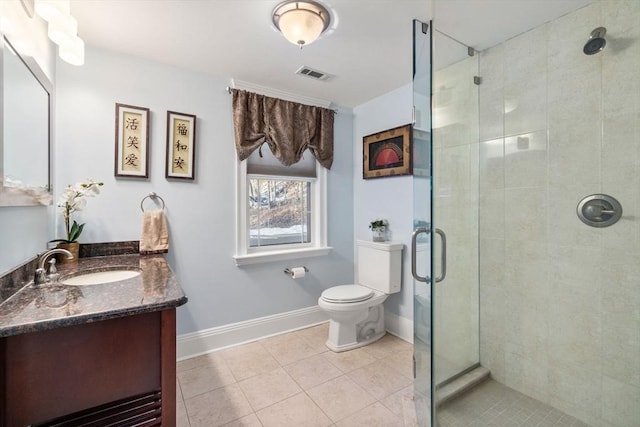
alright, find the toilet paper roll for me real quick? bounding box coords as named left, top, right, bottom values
left=290, top=267, right=306, bottom=279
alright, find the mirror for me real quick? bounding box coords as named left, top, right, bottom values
left=0, top=36, right=51, bottom=206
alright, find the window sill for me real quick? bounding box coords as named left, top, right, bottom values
left=234, top=246, right=333, bottom=266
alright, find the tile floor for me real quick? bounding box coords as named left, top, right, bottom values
left=437, top=379, right=591, bottom=427
left=176, top=324, right=589, bottom=427
left=176, top=323, right=418, bottom=427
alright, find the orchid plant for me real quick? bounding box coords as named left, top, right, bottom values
left=54, top=180, right=104, bottom=243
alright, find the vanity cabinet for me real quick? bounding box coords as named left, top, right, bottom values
left=0, top=309, right=177, bottom=426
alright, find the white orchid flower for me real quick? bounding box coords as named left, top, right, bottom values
left=55, top=180, right=104, bottom=242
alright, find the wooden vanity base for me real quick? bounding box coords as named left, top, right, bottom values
left=0, top=309, right=176, bottom=426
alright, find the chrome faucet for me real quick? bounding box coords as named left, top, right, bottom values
left=34, top=249, right=73, bottom=285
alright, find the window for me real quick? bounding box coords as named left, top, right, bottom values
left=249, top=178, right=310, bottom=247
left=234, top=147, right=330, bottom=265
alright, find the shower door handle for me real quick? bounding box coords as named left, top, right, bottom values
left=411, top=227, right=430, bottom=283
left=435, top=228, right=447, bottom=283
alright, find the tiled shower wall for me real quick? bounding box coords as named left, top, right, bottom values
left=478, top=1, right=640, bottom=426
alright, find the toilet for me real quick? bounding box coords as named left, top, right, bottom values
left=318, top=240, right=403, bottom=352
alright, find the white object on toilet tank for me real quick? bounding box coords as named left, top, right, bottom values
left=356, top=240, right=403, bottom=294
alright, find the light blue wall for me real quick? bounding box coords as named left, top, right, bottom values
left=0, top=207, right=51, bottom=274
left=353, top=84, right=414, bottom=321
left=55, top=47, right=354, bottom=335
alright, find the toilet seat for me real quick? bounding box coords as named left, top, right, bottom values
left=321, top=285, right=374, bottom=303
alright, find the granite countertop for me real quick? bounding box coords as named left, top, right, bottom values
left=0, top=254, right=187, bottom=338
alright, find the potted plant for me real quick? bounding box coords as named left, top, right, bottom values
left=369, top=219, right=388, bottom=242
left=51, top=180, right=103, bottom=263
left=414, top=219, right=430, bottom=243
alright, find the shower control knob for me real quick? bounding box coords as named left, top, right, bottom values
left=584, top=204, right=615, bottom=218
left=577, top=194, right=622, bottom=228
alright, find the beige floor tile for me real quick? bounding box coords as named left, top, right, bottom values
left=361, top=334, right=412, bottom=360
left=177, top=378, right=184, bottom=402
left=177, top=352, right=223, bottom=373
left=400, top=395, right=418, bottom=427
left=295, top=323, right=329, bottom=340
left=322, top=347, right=377, bottom=373
left=261, top=331, right=325, bottom=365
left=284, top=353, right=344, bottom=390
left=347, top=360, right=413, bottom=400
left=307, top=375, right=377, bottom=422
left=220, top=341, right=281, bottom=381
left=334, top=402, right=404, bottom=427
left=185, top=384, right=253, bottom=427
left=177, top=398, right=190, bottom=427
left=256, top=392, right=333, bottom=427
left=381, top=349, right=414, bottom=379
left=178, top=358, right=237, bottom=399
left=293, top=322, right=331, bottom=352
left=221, top=413, right=264, bottom=427
left=380, top=385, right=414, bottom=417
left=177, top=326, right=417, bottom=426
left=238, top=367, right=302, bottom=411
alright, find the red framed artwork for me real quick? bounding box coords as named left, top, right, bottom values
left=363, top=124, right=412, bottom=179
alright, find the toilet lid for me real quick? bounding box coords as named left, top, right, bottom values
left=321, top=285, right=374, bottom=303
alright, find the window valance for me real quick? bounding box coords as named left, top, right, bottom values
left=231, top=89, right=334, bottom=170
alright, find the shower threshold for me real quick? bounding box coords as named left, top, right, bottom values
left=435, top=365, right=491, bottom=407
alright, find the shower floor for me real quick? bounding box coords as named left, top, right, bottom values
left=437, top=379, right=590, bottom=427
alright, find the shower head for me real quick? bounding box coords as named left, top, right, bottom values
left=583, top=27, right=607, bottom=55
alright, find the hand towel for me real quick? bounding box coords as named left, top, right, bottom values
left=140, top=210, right=169, bottom=255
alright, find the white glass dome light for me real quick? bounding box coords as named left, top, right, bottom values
left=272, top=1, right=331, bottom=48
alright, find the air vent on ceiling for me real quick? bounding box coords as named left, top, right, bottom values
left=295, top=65, right=333, bottom=81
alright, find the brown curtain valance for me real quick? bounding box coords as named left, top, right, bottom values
left=232, top=89, right=334, bottom=170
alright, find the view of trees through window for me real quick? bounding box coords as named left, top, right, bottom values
left=248, top=178, right=310, bottom=247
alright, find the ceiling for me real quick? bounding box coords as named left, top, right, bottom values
left=69, top=0, right=595, bottom=108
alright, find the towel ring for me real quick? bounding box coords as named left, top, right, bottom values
left=140, top=192, right=166, bottom=212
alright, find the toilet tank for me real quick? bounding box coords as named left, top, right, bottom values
left=356, top=240, right=404, bottom=294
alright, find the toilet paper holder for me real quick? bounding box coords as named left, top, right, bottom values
left=284, top=266, right=309, bottom=277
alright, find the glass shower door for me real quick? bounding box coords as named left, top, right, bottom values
left=411, top=18, right=433, bottom=427
left=413, top=24, right=481, bottom=426
left=431, top=30, right=480, bottom=390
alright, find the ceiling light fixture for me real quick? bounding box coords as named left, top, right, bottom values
left=272, top=0, right=331, bottom=49
left=34, top=0, right=70, bottom=23
left=34, top=0, right=84, bottom=66
left=47, top=12, right=77, bottom=46
left=58, top=35, right=84, bottom=66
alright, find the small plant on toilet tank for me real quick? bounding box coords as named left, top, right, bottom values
left=369, top=219, right=387, bottom=242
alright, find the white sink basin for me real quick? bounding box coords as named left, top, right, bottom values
left=61, top=269, right=141, bottom=286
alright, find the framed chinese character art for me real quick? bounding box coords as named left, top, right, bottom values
left=363, top=123, right=412, bottom=179
left=114, top=103, right=150, bottom=178
left=165, top=110, right=196, bottom=180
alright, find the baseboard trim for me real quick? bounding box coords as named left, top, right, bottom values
left=385, top=311, right=414, bottom=344
left=176, top=306, right=329, bottom=360
left=177, top=306, right=414, bottom=361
